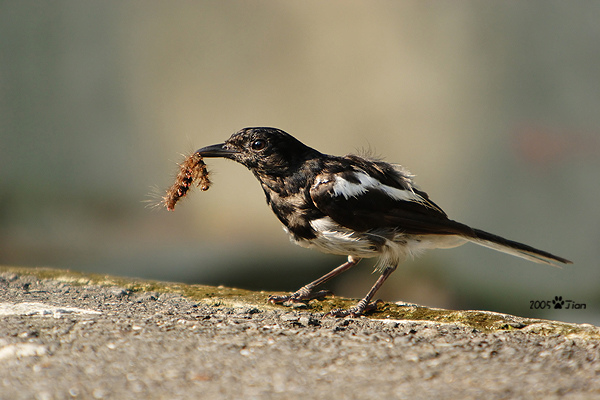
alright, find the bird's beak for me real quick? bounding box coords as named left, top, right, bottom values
left=195, top=143, right=237, bottom=159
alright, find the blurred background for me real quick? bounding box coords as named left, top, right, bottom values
left=1, top=1, right=598, bottom=324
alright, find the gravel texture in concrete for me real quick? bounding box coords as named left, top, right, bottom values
left=1, top=267, right=599, bottom=399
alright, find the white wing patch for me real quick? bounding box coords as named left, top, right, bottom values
left=332, top=171, right=423, bottom=203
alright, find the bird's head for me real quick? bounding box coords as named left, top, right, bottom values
left=196, top=127, right=319, bottom=177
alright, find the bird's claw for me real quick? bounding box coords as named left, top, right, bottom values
left=268, top=290, right=332, bottom=307
left=326, top=299, right=383, bottom=318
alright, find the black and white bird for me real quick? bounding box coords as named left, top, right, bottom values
left=195, top=127, right=572, bottom=317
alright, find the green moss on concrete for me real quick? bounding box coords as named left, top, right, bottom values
left=2, top=265, right=598, bottom=339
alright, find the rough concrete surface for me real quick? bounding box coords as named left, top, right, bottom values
left=0, top=267, right=599, bottom=400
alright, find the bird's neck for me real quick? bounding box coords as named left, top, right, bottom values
left=255, top=170, right=309, bottom=198
left=255, top=156, right=322, bottom=195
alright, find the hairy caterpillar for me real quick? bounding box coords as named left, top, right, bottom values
left=163, top=152, right=210, bottom=211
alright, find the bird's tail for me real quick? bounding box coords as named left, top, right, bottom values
left=465, top=228, right=572, bottom=267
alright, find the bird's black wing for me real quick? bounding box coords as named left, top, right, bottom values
left=308, top=159, right=474, bottom=236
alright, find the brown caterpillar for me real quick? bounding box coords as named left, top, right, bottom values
left=163, top=152, right=210, bottom=211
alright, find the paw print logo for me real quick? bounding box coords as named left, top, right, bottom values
left=552, top=296, right=564, bottom=309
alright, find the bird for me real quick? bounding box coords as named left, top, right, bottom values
left=194, top=127, right=572, bottom=317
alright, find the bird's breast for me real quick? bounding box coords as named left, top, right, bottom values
left=263, top=188, right=321, bottom=241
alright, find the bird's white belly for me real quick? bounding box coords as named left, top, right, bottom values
left=284, top=217, right=378, bottom=258
left=295, top=227, right=379, bottom=258
left=284, top=217, right=468, bottom=268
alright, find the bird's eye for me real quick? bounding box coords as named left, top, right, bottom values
left=251, top=139, right=266, bottom=151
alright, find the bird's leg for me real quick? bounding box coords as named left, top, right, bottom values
left=268, top=256, right=361, bottom=306
left=327, top=264, right=396, bottom=317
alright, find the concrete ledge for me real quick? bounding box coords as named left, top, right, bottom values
left=1, top=266, right=599, bottom=399
left=3, top=265, right=596, bottom=338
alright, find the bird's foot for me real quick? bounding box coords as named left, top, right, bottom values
left=326, top=299, right=383, bottom=318
left=268, top=289, right=332, bottom=307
